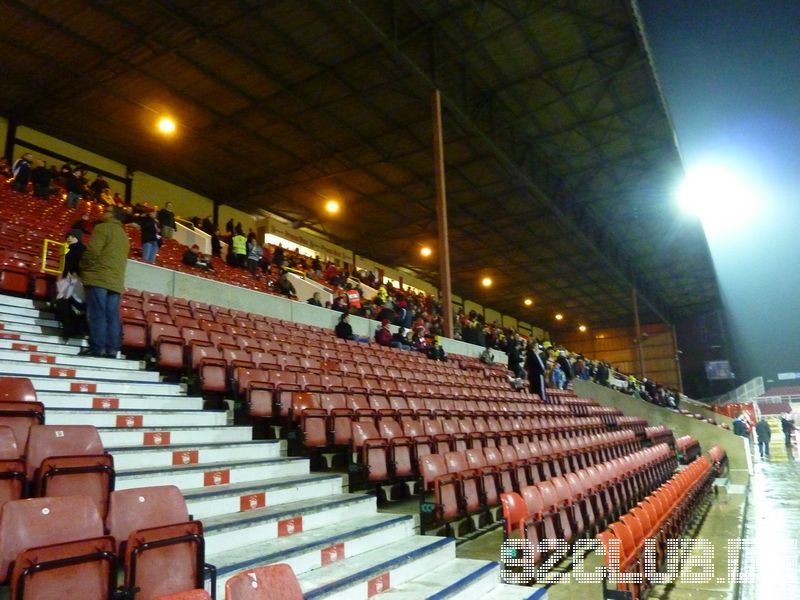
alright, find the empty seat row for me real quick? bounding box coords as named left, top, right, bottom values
left=644, top=425, right=675, bottom=447
left=675, top=435, right=702, bottom=464
left=595, top=456, right=714, bottom=599
left=500, top=443, right=677, bottom=576
left=0, top=486, right=211, bottom=600
left=416, top=432, right=648, bottom=533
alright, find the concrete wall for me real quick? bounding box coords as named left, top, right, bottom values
left=131, top=172, right=213, bottom=222
left=574, top=380, right=749, bottom=485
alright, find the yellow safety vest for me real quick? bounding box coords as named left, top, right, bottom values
left=232, top=235, right=246, bottom=255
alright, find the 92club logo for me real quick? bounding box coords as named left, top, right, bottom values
left=500, top=538, right=767, bottom=585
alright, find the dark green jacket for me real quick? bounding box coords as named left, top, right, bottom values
left=79, top=218, right=130, bottom=293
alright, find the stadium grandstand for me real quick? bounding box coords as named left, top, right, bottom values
left=0, top=2, right=794, bottom=599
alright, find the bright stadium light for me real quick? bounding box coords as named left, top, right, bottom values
left=676, top=163, right=759, bottom=234
left=324, top=199, right=341, bottom=215
left=157, top=116, right=176, bottom=135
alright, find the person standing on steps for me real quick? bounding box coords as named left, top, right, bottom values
left=755, top=416, right=771, bottom=460
left=79, top=205, right=130, bottom=358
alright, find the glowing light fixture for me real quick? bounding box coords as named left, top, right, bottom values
left=554, top=313, right=563, bottom=321
left=420, top=246, right=432, bottom=257
left=481, top=277, right=493, bottom=288
left=157, top=117, right=176, bottom=134
left=578, top=324, right=587, bottom=332
left=324, top=199, right=341, bottom=215
left=676, top=162, right=760, bottom=234
left=524, top=298, right=533, bottom=306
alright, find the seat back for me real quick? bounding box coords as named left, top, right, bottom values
left=0, top=495, right=105, bottom=584
left=500, top=492, right=527, bottom=535
left=125, top=521, right=205, bottom=600
left=0, top=426, right=24, bottom=511
left=154, top=590, right=212, bottom=600
left=224, top=563, right=303, bottom=600
left=26, top=425, right=113, bottom=517
left=0, top=400, right=45, bottom=456
left=107, top=486, right=189, bottom=552
left=0, top=378, right=37, bottom=403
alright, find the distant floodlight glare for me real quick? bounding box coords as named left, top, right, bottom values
left=157, top=117, right=176, bottom=134
left=481, top=277, right=493, bottom=288
left=578, top=324, right=587, bottom=332
left=554, top=313, right=563, bottom=321
left=677, top=163, right=759, bottom=234
left=420, top=246, right=432, bottom=257
left=524, top=298, right=533, bottom=306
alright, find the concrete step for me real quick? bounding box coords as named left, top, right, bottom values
left=38, top=391, right=204, bottom=411
left=479, top=583, right=547, bottom=599
left=108, top=440, right=281, bottom=470
left=0, top=295, right=51, bottom=312
left=377, top=558, right=499, bottom=600
left=47, top=408, right=225, bottom=428
left=115, top=456, right=310, bottom=490
left=183, top=473, right=343, bottom=519
left=0, top=339, right=83, bottom=355
left=0, top=302, right=56, bottom=321
left=210, top=513, right=415, bottom=597
left=0, top=348, right=145, bottom=370
left=298, top=535, right=455, bottom=599
left=98, top=425, right=253, bottom=447
left=0, top=360, right=160, bottom=382
left=0, top=309, right=61, bottom=329
left=15, top=374, right=184, bottom=395
left=203, top=493, right=378, bottom=556
left=0, top=329, right=85, bottom=346
left=0, top=319, right=60, bottom=336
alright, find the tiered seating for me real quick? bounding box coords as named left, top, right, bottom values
left=420, top=430, right=642, bottom=534
left=500, top=444, right=676, bottom=575
left=615, top=416, right=648, bottom=436
left=644, top=425, right=675, bottom=447
left=596, top=455, right=714, bottom=599
left=675, top=435, right=702, bottom=464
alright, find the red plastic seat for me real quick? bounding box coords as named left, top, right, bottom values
left=0, top=496, right=116, bottom=596
left=150, top=323, right=184, bottom=371
left=107, top=485, right=206, bottom=600
left=351, top=421, right=389, bottom=483
left=0, top=378, right=45, bottom=455
left=154, top=591, right=212, bottom=600
left=224, top=563, right=303, bottom=600
left=0, top=426, right=24, bottom=511
left=26, top=425, right=114, bottom=518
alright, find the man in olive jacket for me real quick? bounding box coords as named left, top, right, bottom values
left=79, top=205, right=130, bottom=357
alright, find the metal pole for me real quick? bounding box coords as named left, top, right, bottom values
left=632, top=287, right=645, bottom=378
left=671, top=323, right=684, bottom=393
left=432, top=90, right=453, bottom=338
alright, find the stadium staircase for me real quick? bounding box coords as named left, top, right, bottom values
left=0, top=291, right=539, bottom=599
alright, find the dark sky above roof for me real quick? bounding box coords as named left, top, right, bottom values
left=639, top=0, right=800, bottom=381
left=0, top=0, right=721, bottom=332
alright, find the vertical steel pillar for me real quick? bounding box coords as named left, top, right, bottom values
left=432, top=90, right=453, bottom=338
left=632, top=287, right=645, bottom=378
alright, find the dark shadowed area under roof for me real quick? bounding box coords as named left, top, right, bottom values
left=0, top=0, right=719, bottom=330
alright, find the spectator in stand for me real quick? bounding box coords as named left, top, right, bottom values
left=56, top=230, right=87, bottom=340
left=507, top=333, right=524, bottom=379
left=11, top=153, right=33, bottom=193
left=231, top=229, right=247, bottom=268
left=31, top=160, right=52, bottom=199
left=479, top=345, right=495, bottom=365
left=277, top=270, right=297, bottom=298
left=210, top=227, right=222, bottom=258
left=182, top=244, right=212, bottom=271
left=335, top=313, right=355, bottom=340
left=732, top=414, right=750, bottom=438
left=79, top=205, right=130, bottom=358
left=426, top=336, right=447, bottom=361
left=375, top=319, right=393, bottom=347
left=549, top=360, right=566, bottom=390
left=311, top=255, right=323, bottom=278
left=89, top=174, right=110, bottom=200
left=70, top=212, right=93, bottom=237
left=525, top=340, right=547, bottom=402
left=63, top=230, right=86, bottom=276
left=136, top=209, right=161, bottom=264
left=0, top=157, right=11, bottom=178
left=225, top=218, right=235, bottom=238
left=64, top=166, right=84, bottom=208
left=755, top=416, right=771, bottom=460
left=331, top=292, right=348, bottom=313
left=246, top=234, right=262, bottom=277
left=391, top=327, right=412, bottom=350
left=201, top=215, right=214, bottom=235
left=781, top=413, right=795, bottom=445
left=595, top=361, right=610, bottom=386
left=157, top=201, right=177, bottom=239
left=307, top=292, right=323, bottom=307
left=556, top=349, right=574, bottom=383
left=272, top=244, right=285, bottom=270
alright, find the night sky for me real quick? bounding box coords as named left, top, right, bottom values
left=639, top=0, right=800, bottom=388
